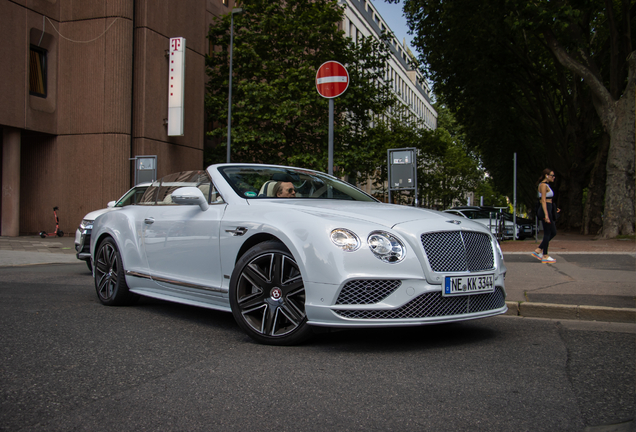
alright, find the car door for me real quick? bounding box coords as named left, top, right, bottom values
left=142, top=171, right=226, bottom=292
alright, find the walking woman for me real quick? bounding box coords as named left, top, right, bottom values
left=532, top=168, right=560, bottom=263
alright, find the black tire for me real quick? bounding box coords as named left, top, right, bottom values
left=229, top=241, right=312, bottom=345
left=39, top=231, right=47, bottom=238
left=57, top=230, right=64, bottom=237
left=86, top=260, right=93, bottom=272
left=94, top=237, right=138, bottom=306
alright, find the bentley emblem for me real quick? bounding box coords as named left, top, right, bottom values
left=271, top=288, right=282, bottom=301
left=446, top=220, right=461, bottom=225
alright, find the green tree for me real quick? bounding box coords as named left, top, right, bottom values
left=206, top=0, right=397, bottom=179
left=388, top=0, right=635, bottom=237
left=365, top=113, right=428, bottom=202
left=416, top=104, right=484, bottom=209
left=475, top=177, right=509, bottom=208
left=506, top=0, right=635, bottom=238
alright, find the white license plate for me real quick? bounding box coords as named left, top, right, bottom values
left=443, top=274, right=494, bottom=296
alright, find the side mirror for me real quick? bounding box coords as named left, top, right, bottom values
left=171, top=187, right=209, bottom=211
left=106, top=201, right=116, bottom=208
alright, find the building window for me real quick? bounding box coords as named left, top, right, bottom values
left=29, top=45, right=47, bottom=97
left=222, top=0, right=228, bottom=5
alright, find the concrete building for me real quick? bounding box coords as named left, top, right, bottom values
left=341, top=0, right=437, bottom=130
left=0, top=0, right=435, bottom=236
left=0, top=0, right=236, bottom=236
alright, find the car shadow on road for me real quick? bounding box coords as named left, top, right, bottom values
left=119, top=296, right=500, bottom=350
left=310, top=321, right=499, bottom=352
left=131, top=296, right=240, bottom=330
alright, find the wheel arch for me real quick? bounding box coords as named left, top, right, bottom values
left=229, top=238, right=313, bottom=345
left=235, top=233, right=289, bottom=265
left=93, top=232, right=114, bottom=254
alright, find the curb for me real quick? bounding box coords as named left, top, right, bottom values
left=505, top=301, right=636, bottom=324
left=502, top=251, right=636, bottom=255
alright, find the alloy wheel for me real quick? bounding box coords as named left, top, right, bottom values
left=95, top=242, right=119, bottom=301
left=235, top=252, right=306, bottom=337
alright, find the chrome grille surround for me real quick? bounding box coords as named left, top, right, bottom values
left=335, top=280, right=402, bottom=305
left=421, top=231, right=494, bottom=273
left=334, top=287, right=506, bottom=320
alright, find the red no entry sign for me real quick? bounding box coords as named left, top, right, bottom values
left=316, top=61, right=349, bottom=98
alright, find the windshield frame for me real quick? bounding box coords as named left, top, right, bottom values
left=218, top=165, right=379, bottom=202
left=114, top=185, right=149, bottom=208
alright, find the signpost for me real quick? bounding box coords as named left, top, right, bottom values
left=316, top=61, right=349, bottom=175
left=387, top=148, right=417, bottom=206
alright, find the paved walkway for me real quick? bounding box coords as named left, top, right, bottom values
left=1, top=233, right=634, bottom=324
left=500, top=233, right=635, bottom=323
left=0, top=235, right=77, bottom=266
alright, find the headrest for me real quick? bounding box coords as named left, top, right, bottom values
left=258, top=180, right=278, bottom=197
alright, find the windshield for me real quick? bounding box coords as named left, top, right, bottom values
left=465, top=210, right=498, bottom=220
left=219, top=166, right=378, bottom=202
left=115, top=186, right=148, bottom=207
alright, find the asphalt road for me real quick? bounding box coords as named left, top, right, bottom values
left=1, top=263, right=634, bottom=432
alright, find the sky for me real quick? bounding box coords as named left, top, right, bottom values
left=369, top=0, right=415, bottom=52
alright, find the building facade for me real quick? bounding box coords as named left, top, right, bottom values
left=1, top=0, right=435, bottom=236
left=341, top=0, right=437, bottom=130
left=0, top=0, right=235, bottom=236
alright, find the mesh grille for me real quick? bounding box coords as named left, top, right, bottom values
left=334, top=287, right=505, bottom=320
left=421, top=231, right=494, bottom=272
left=336, top=280, right=402, bottom=305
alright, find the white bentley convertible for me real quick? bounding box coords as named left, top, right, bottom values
left=91, top=164, right=507, bottom=345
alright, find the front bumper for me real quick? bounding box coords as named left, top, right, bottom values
left=305, top=278, right=507, bottom=328
left=75, top=228, right=91, bottom=261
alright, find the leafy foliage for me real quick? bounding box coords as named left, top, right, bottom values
left=387, top=0, right=635, bottom=235
left=416, top=104, right=504, bottom=209
left=205, top=0, right=398, bottom=179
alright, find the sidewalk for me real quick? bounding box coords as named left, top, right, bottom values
left=499, top=231, right=636, bottom=254
left=500, top=232, right=635, bottom=324
left=0, top=235, right=78, bottom=266
left=1, top=233, right=634, bottom=324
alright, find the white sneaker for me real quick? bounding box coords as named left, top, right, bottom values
left=541, top=256, right=556, bottom=264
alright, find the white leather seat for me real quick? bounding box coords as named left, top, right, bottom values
left=258, top=181, right=278, bottom=197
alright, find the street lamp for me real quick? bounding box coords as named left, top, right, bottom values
left=226, top=7, right=243, bottom=163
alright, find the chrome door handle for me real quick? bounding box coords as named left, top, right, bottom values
left=144, top=218, right=155, bottom=224
left=225, top=226, right=248, bottom=236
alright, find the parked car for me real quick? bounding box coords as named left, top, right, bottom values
left=75, top=183, right=150, bottom=270
left=443, top=206, right=518, bottom=240
left=91, top=165, right=508, bottom=345
left=500, top=212, right=535, bottom=240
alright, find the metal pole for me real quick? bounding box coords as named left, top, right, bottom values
left=328, top=98, right=334, bottom=175
left=413, top=149, right=418, bottom=207
left=226, top=9, right=242, bottom=163
left=387, top=149, right=392, bottom=204
left=513, top=152, right=517, bottom=241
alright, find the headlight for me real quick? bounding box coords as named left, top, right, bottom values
left=330, top=229, right=360, bottom=252
left=367, top=231, right=406, bottom=263
left=494, top=238, right=504, bottom=261
left=79, top=219, right=94, bottom=230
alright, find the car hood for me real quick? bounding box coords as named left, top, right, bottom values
left=471, top=218, right=516, bottom=227
left=82, top=207, right=118, bottom=222
left=249, top=200, right=477, bottom=229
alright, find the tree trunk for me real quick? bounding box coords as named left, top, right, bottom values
left=543, top=30, right=635, bottom=237
left=560, top=166, right=586, bottom=232
left=600, top=94, right=636, bottom=238
left=583, top=132, right=609, bottom=235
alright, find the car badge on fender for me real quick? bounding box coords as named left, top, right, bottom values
left=446, top=220, right=461, bottom=225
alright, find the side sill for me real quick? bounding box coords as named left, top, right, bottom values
left=126, top=270, right=228, bottom=293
